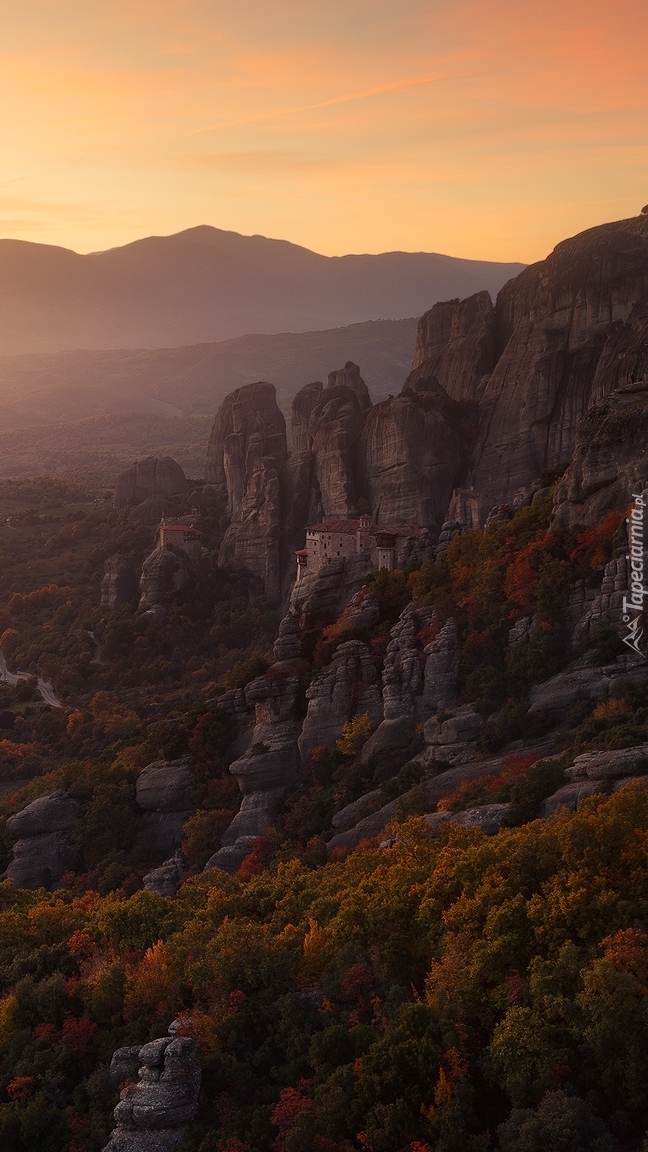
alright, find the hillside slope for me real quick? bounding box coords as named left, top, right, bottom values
left=0, top=225, right=525, bottom=354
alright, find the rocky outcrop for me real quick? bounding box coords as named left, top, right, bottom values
left=138, top=546, right=193, bottom=609
left=359, top=604, right=437, bottom=763
left=143, top=851, right=186, bottom=898
left=114, top=456, right=188, bottom=511
left=129, top=496, right=185, bottom=526
left=204, top=381, right=287, bottom=510
left=298, top=640, right=383, bottom=764
left=308, top=382, right=367, bottom=518
left=468, top=212, right=648, bottom=506
left=219, top=451, right=283, bottom=603
left=290, top=554, right=376, bottom=629
left=203, top=382, right=287, bottom=603
left=205, top=664, right=302, bottom=873
left=540, top=780, right=604, bottom=816
left=421, top=617, right=461, bottom=711
left=408, top=291, right=496, bottom=402
left=551, top=382, right=648, bottom=529
left=327, top=361, right=372, bottom=412
left=136, top=756, right=196, bottom=855
left=565, top=744, right=648, bottom=781
left=2, top=790, right=80, bottom=890
left=426, top=803, right=510, bottom=836
left=101, top=555, right=139, bottom=607
left=361, top=378, right=472, bottom=529
left=103, top=1026, right=201, bottom=1152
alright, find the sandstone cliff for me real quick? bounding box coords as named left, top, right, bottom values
left=408, top=291, right=496, bottom=401
left=552, top=380, right=648, bottom=529
left=467, top=212, right=648, bottom=504
left=361, top=377, right=473, bottom=528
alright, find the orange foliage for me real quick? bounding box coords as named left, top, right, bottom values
left=600, top=927, right=648, bottom=992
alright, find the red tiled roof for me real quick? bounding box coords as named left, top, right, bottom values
left=161, top=524, right=202, bottom=535
left=305, top=519, right=421, bottom=536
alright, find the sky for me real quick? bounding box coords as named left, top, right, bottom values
left=1, top=0, right=647, bottom=262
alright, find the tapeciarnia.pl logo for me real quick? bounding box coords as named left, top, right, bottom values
left=622, top=490, right=648, bottom=658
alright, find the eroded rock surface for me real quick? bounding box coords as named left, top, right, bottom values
left=205, top=664, right=302, bottom=872
left=139, top=546, right=193, bottom=610
left=136, top=756, right=196, bottom=855
left=408, top=291, right=496, bottom=402
left=298, top=639, right=383, bottom=764
left=2, top=790, right=80, bottom=890
left=552, top=382, right=648, bottom=529
left=103, top=1026, right=201, bottom=1152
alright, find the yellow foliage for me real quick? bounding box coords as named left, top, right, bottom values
left=124, top=940, right=176, bottom=1019
left=336, top=712, right=373, bottom=758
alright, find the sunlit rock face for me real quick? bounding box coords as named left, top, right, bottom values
left=468, top=213, right=648, bottom=505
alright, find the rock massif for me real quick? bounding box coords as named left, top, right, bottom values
left=191, top=210, right=648, bottom=608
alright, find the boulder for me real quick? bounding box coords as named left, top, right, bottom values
left=129, top=496, right=185, bottom=526
left=103, top=1027, right=201, bottom=1152
left=114, top=456, right=188, bottom=511
left=540, top=780, right=604, bottom=816
left=2, top=791, right=80, bottom=890
left=426, top=803, right=511, bottom=836
left=331, top=789, right=384, bottom=830
left=565, top=744, right=648, bottom=781
left=143, top=851, right=186, bottom=898
left=528, top=668, right=611, bottom=719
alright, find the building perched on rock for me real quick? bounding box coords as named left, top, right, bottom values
left=158, top=518, right=202, bottom=565
left=296, top=517, right=422, bottom=583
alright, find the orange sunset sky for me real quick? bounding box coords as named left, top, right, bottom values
left=1, top=0, right=647, bottom=262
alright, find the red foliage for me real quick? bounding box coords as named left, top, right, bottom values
left=62, top=1014, right=98, bottom=1057
left=228, top=990, right=248, bottom=1014
left=600, top=926, right=648, bottom=991
left=7, top=1075, right=35, bottom=1103
left=270, top=1083, right=316, bottom=1151
left=237, top=836, right=272, bottom=880
left=571, top=511, right=624, bottom=568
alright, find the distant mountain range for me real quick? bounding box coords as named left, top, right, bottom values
left=0, top=225, right=525, bottom=355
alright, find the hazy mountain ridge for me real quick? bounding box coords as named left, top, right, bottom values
left=0, top=318, right=417, bottom=432
left=0, top=224, right=525, bottom=355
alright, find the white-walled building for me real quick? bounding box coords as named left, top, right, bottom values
left=296, top=516, right=422, bottom=583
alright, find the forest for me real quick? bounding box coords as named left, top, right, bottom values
left=0, top=469, right=646, bottom=1152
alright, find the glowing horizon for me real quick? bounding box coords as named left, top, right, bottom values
left=1, top=0, right=647, bottom=264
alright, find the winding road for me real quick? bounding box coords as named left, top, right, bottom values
left=0, top=649, right=62, bottom=709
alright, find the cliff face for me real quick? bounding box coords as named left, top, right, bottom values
left=361, top=377, right=472, bottom=527
left=469, top=213, right=648, bottom=504
left=202, top=210, right=648, bottom=604
left=408, top=291, right=496, bottom=402
left=552, top=380, right=648, bottom=529
left=204, top=382, right=287, bottom=601
left=204, top=381, right=287, bottom=512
